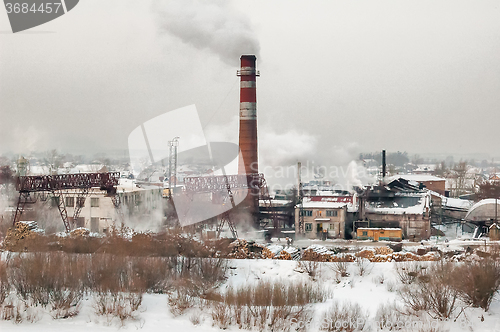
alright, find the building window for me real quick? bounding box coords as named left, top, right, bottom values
left=362, top=231, right=368, bottom=236
left=329, top=223, right=335, bottom=230
left=65, top=197, right=75, bottom=207
left=91, top=197, right=100, bottom=207
left=90, top=217, right=99, bottom=232
left=301, top=210, right=312, bottom=217
left=326, top=210, right=338, bottom=217
left=76, top=197, right=85, bottom=208
left=305, top=223, right=312, bottom=231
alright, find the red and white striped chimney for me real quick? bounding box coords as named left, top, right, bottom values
left=237, top=55, right=259, bottom=176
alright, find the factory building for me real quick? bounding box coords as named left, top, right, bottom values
left=295, top=197, right=348, bottom=239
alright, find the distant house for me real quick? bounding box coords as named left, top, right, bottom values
left=295, top=197, right=348, bottom=239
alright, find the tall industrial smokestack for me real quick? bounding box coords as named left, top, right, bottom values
left=238, top=55, right=259, bottom=175
left=237, top=55, right=259, bottom=216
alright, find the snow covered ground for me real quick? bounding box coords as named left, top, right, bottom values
left=1, top=256, right=499, bottom=332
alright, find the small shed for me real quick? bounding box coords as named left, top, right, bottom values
left=356, top=227, right=402, bottom=242
left=489, top=223, right=500, bottom=241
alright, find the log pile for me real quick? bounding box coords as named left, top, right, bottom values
left=228, top=239, right=251, bottom=259
left=375, top=246, right=394, bottom=255
left=227, top=239, right=276, bottom=259
left=2, top=221, right=38, bottom=250
left=70, top=228, right=91, bottom=237
left=275, top=250, right=292, bottom=260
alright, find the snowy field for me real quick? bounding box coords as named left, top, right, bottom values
left=0, top=255, right=499, bottom=332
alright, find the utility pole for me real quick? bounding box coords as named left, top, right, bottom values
left=297, top=161, right=304, bottom=235
left=168, top=137, right=179, bottom=191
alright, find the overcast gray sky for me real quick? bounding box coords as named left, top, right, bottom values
left=1, top=0, right=499, bottom=165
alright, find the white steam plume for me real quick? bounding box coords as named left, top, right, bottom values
left=155, top=0, right=260, bottom=66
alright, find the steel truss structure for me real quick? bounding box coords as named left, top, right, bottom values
left=184, top=173, right=280, bottom=236
left=13, top=172, right=121, bottom=232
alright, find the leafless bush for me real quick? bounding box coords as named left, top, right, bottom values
left=215, top=281, right=324, bottom=331
left=1, top=301, right=15, bottom=321
left=8, top=252, right=85, bottom=310
left=189, top=311, right=202, bottom=325
left=167, top=282, right=196, bottom=317
left=355, top=258, right=373, bottom=276
left=453, top=257, right=500, bottom=311
left=395, top=261, right=426, bottom=284
left=375, top=302, right=407, bottom=330
left=331, top=261, right=349, bottom=278
left=211, top=302, right=231, bottom=329
left=298, top=260, right=320, bottom=278
left=320, top=301, right=369, bottom=331
left=93, top=291, right=142, bottom=325
left=50, top=289, right=83, bottom=319
left=398, top=261, right=458, bottom=319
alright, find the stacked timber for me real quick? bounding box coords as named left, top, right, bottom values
left=375, top=247, right=393, bottom=255
left=301, top=245, right=336, bottom=262
left=70, top=228, right=91, bottom=237
left=2, top=221, right=38, bottom=250
left=228, top=239, right=250, bottom=259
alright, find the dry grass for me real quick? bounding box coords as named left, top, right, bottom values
left=398, top=261, right=458, bottom=319
left=0, top=251, right=228, bottom=324
left=0, top=260, right=9, bottom=306
left=320, top=301, right=369, bottom=332
left=453, top=257, right=500, bottom=311
left=375, top=302, right=407, bottom=330
left=211, top=303, right=231, bottom=329
left=212, top=280, right=328, bottom=331
left=93, top=291, right=142, bottom=325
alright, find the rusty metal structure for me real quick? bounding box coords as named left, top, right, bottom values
left=13, top=172, right=120, bottom=232
left=184, top=173, right=282, bottom=235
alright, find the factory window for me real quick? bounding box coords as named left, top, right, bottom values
left=326, top=210, right=338, bottom=217
left=91, top=217, right=99, bottom=232
left=91, top=198, right=100, bottom=207
left=65, top=197, right=74, bottom=207
left=76, top=197, right=85, bottom=208
left=305, top=223, right=312, bottom=231
left=301, top=210, right=312, bottom=217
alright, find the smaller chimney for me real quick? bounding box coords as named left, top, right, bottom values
left=382, top=150, right=386, bottom=180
